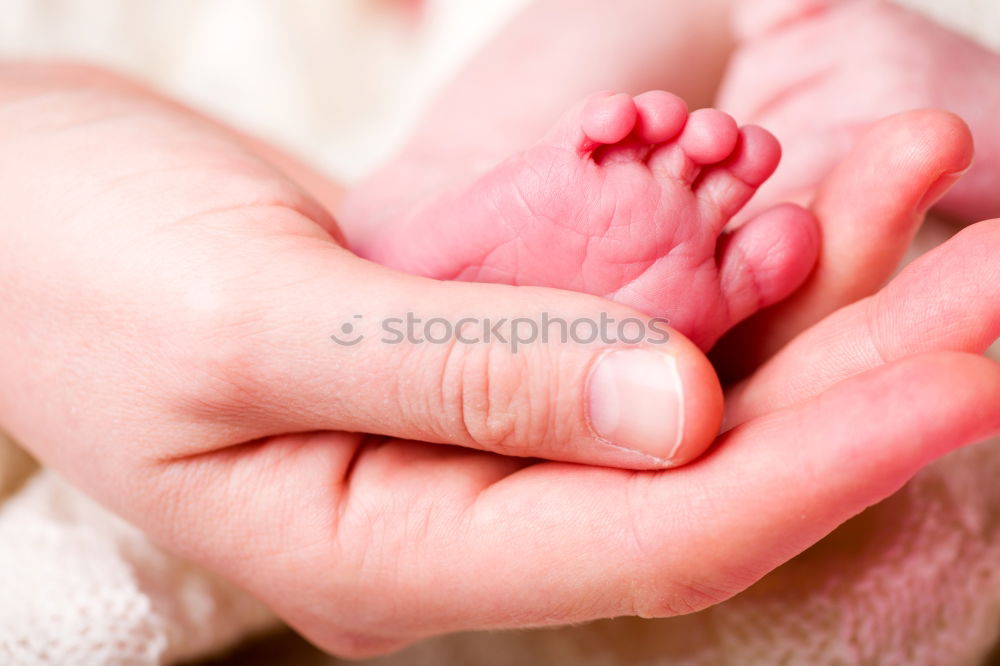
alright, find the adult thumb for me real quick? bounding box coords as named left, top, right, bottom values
left=220, top=248, right=722, bottom=469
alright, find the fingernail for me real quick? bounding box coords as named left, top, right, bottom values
left=587, top=350, right=685, bottom=464
left=918, top=168, right=970, bottom=213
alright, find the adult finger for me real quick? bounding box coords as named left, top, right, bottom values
left=138, top=351, right=1000, bottom=657
left=727, top=218, right=1000, bottom=425
left=182, top=242, right=723, bottom=470
left=712, top=109, right=974, bottom=378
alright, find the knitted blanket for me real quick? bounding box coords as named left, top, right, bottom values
left=1, top=0, right=998, bottom=664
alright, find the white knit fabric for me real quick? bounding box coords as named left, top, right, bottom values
left=0, top=469, right=274, bottom=666
left=0, top=0, right=999, bottom=664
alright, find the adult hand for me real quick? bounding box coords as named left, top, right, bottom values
left=0, top=62, right=722, bottom=477
left=164, top=224, right=999, bottom=657
left=194, top=112, right=994, bottom=656
left=3, top=64, right=997, bottom=660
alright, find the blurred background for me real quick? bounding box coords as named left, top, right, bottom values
left=0, top=0, right=531, bottom=184
left=0, top=0, right=994, bottom=188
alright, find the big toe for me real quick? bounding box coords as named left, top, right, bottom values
left=718, top=203, right=820, bottom=332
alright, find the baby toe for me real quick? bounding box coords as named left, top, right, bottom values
left=596, top=91, right=689, bottom=166
left=695, top=125, right=782, bottom=221
left=676, top=108, right=740, bottom=165
left=633, top=91, right=689, bottom=144
left=646, top=107, right=739, bottom=185
left=544, top=91, right=638, bottom=154
left=581, top=92, right=640, bottom=146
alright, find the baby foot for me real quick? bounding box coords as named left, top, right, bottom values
left=719, top=0, right=1000, bottom=223
left=358, top=91, right=818, bottom=349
